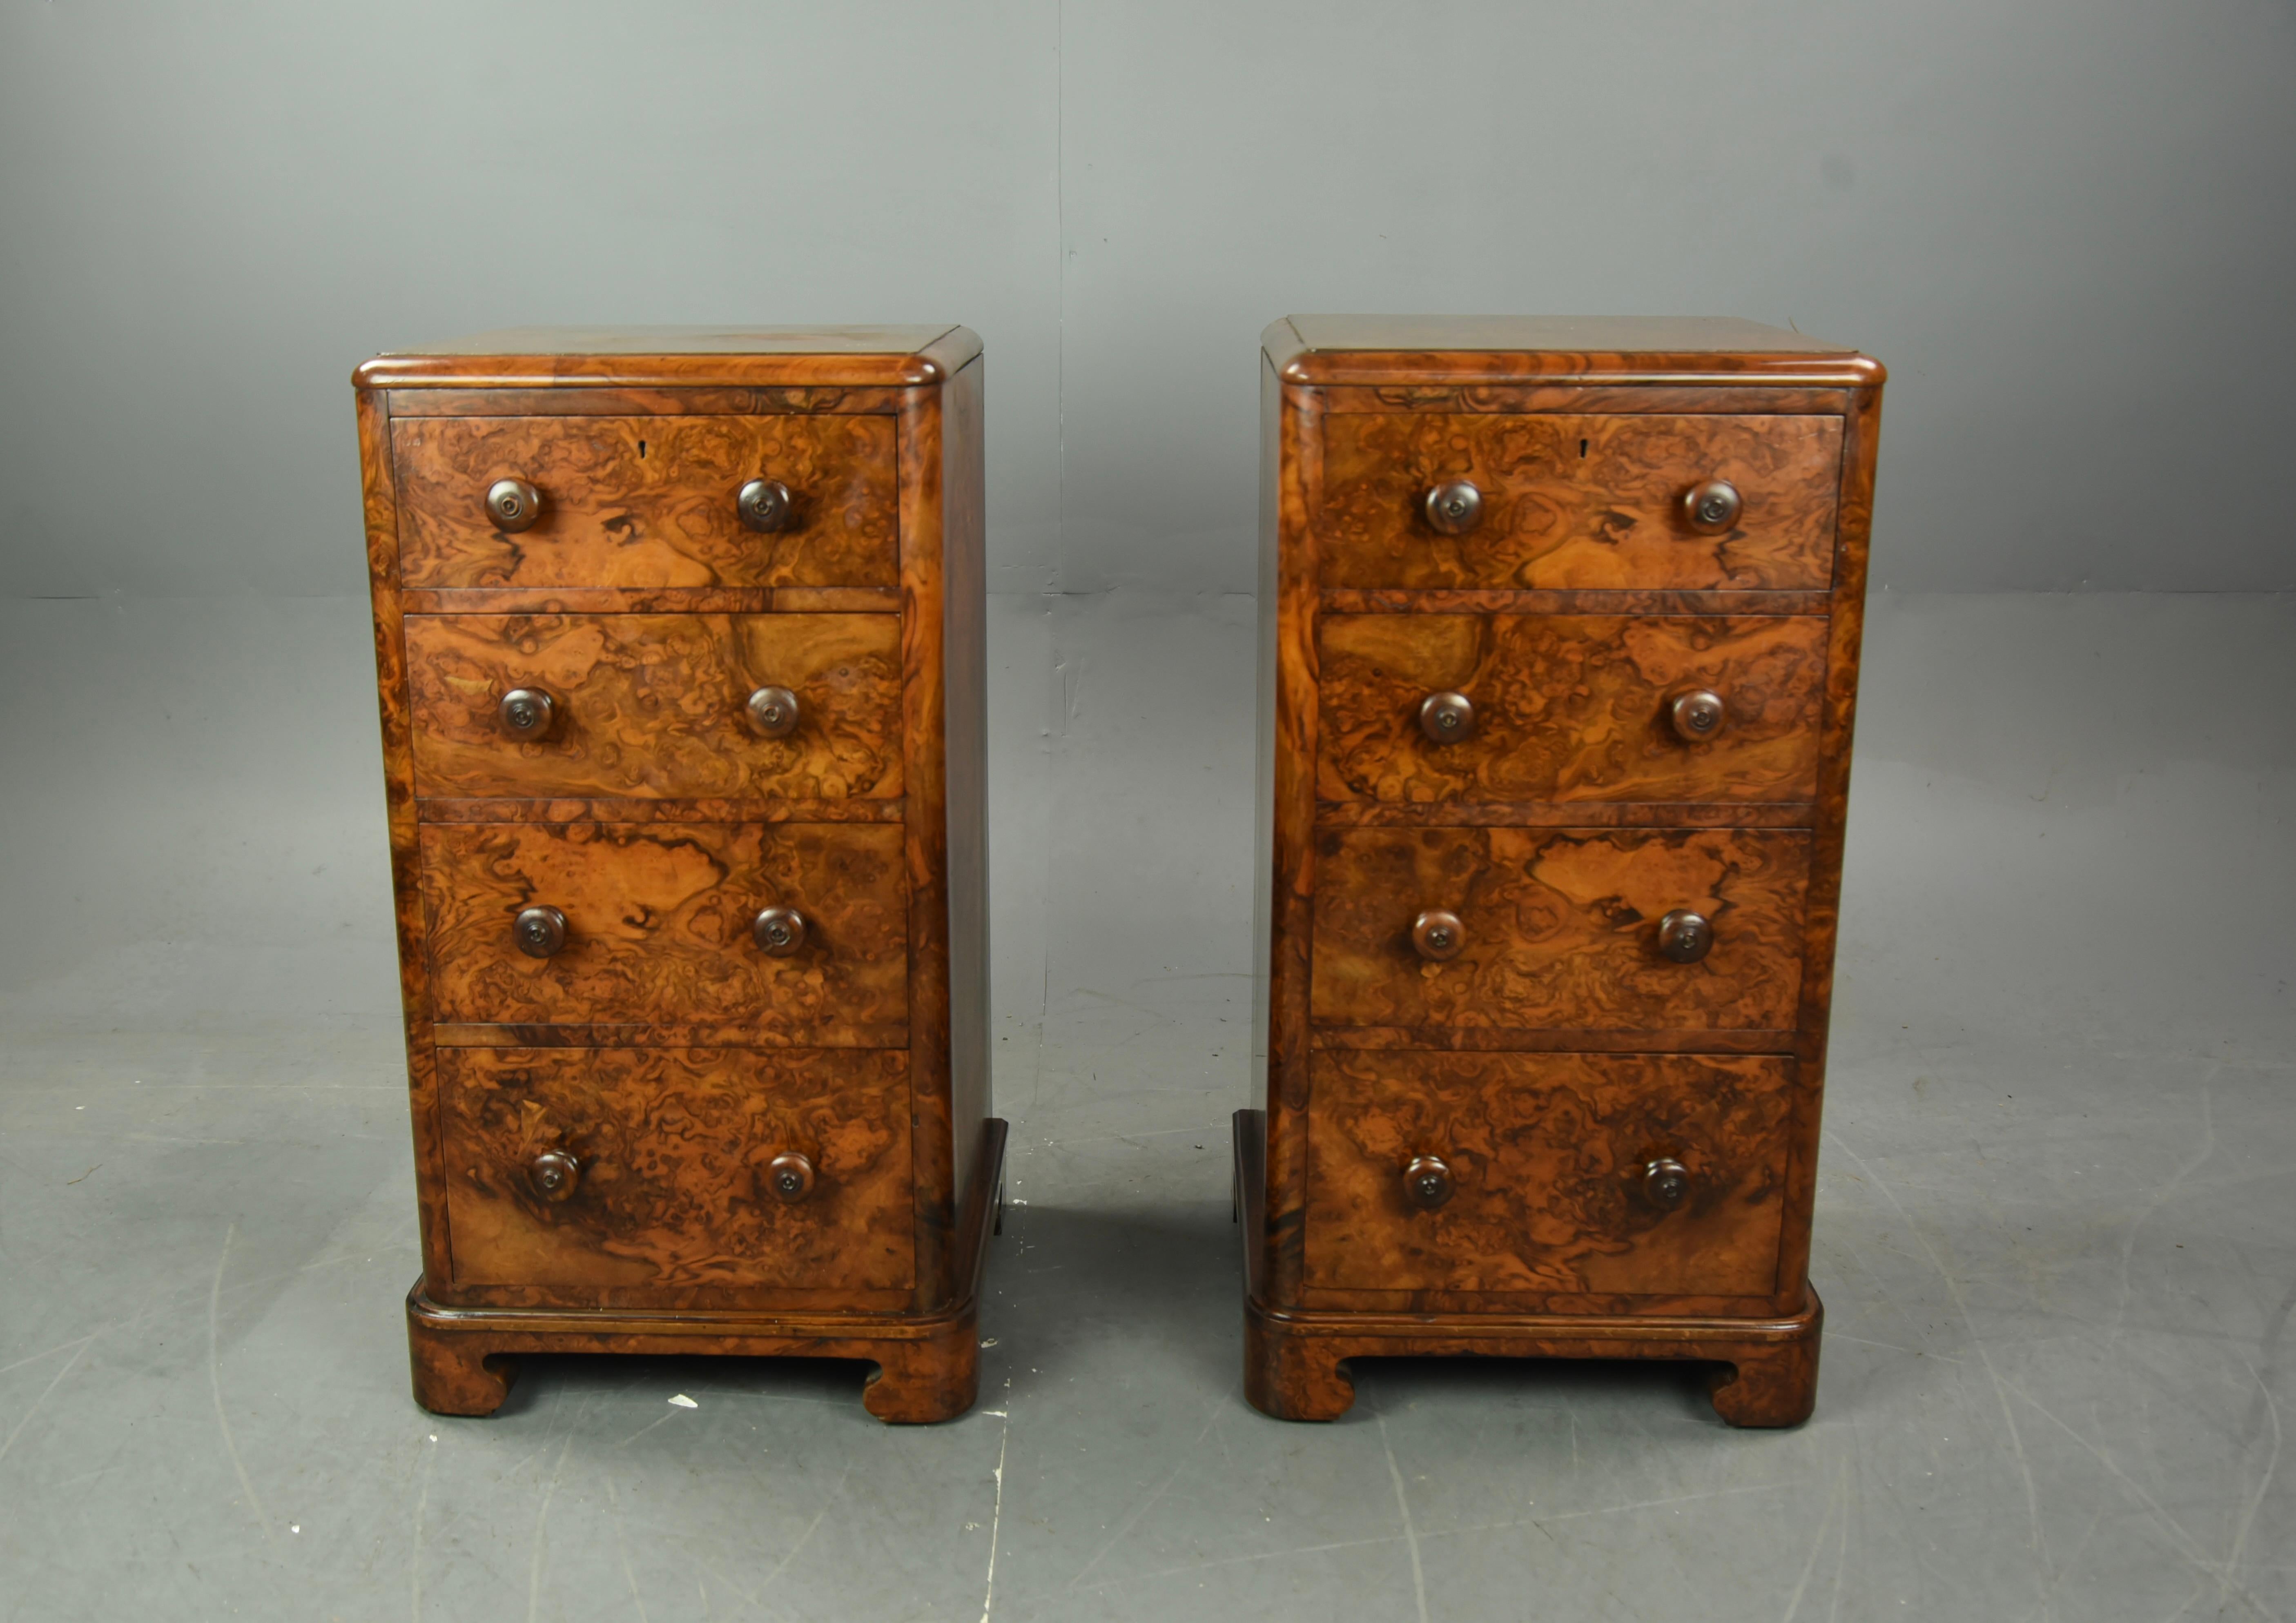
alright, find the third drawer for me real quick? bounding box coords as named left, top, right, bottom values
left=1311, top=825, right=1811, bottom=1035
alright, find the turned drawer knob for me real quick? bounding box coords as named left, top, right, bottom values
left=529, top=1149, right=580, bottom=1202
left=1681, top=479, right=1742, bottom=534
left=1411, top=908, right=1465, bottom=962
left=752, top=905, right=808, bottom=957
left=1657, top=908, right=1713, bottom=963
left=744, top=685, right=801, bottom=739
left=736, top=478, right=794, bottom=533
left=497, top=686, right=556, bottom=739
left=767, top=1151, right=816, bottom=1203
left=1423, top=479, right=1484, bottom=536
left=1669, top=689, right=1726, bottom=743
left=1418, top=691, right=1476, bottom=744
left=513, top=905, right=568, bottom=959
left=1644, top=1157, right=1691, bottom=1211
left=485, top=477, right=542, bottom=532
left=1404, top=1154, right=1454, bottom=1211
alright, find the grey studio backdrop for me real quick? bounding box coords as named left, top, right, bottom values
left=4, top=4, right=2296, bottom=1619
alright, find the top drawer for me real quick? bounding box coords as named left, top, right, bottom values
left=1318, top=413, right=1842, bottom=590
left=391, top=414, right=897, bottom=590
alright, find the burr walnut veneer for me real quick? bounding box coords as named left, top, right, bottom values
left=1239, top=316, right=1882, bottom=1425
left=354, top=327, right=999, bottom=1423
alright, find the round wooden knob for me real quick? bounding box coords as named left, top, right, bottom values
left=1644, top=1157, right=1691, bottom=1211
left=1657, top=908, right=1713, bottom=964
left=752, top=905, right=807, bottom=957
left=744, top=685, right=801, bottom=739
left=1418, top=691, right=1476, bottom=744
left=1411, top=908, right=1465, bottom=962
left=1681, top=479, right=1742, bottom=534
left=1669, top=689, right=1726, bottom=744
left=498, top=687, right=556, bottom=739
left=767, top=1151, right=816, bottom=1204
left=530, top=1149, right=580, bottom=1202
left=1423, top=479, right=1484, bottom=536
left=736, top=478, right=794, bottom=533
left=513, top=905, right=567, bottom=959
left=1404, top=1154, right=1454, bottom=1211
left=485, top=477, right=542, bottom=532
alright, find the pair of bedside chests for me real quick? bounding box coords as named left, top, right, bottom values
left=350, top=317, right=1882, bottom=1427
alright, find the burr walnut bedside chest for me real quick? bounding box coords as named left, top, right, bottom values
left=1237, top=316, right=1882, bottom=1425
left=352, top=326, right=1000, bottom=1423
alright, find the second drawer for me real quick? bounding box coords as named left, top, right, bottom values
left=1319, top=613, right=1826, bottom=806
left=1312, top=826, right=1810, bottom=1033
left=407, top=612, right=903, bottom=801
left=421, top=821, right=908, bottom=1039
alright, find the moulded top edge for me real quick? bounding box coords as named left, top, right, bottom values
left=1262, top=315, right=1881, bottom=387
left=352, top=325, right=980, bottom=390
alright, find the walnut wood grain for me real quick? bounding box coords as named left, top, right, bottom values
left=407, top=1118, right=1005, bottom=1424
left=400, top=587, right=900, bottom=615
left=1312, top=827, right=1810, bottom=1033
left=1318, top=614, right=1826, bottom=806
left=1266, top=315, right=1879, bottom=390
left=1320, top=588, right=1830, bottom=617
left=1304, top=1051, right=1793, bottom=1297
left=1322, top=385, right=1855, bottom=416
left=419, top=822, right=907, bottom=1037
left=386, top=387, right=906, bottom=418
left=406, top=612, right=901, bottom=801
left=438, top=1046, right=913, bottom=1303
left=418, top=798, right=906, bottom=825
left=392, top=414, right=897, bottom=589
left=1318, top=413, right=1842, bottom=590
left=358, top=325, right=981, bottom=390
left=1236, top=1111, right=1819, bottom=1425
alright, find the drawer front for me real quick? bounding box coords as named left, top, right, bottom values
left=441, top=1046, right=913, bottom=1296
left=1319, top=413, right=1841, bottom=590
left=407, top=612, right=902, bottom=801
left=392, top=414, right=897, bottom=589
left=1312, top=826, right=1809, bottom=1033
left=1318, top=613, right=1826, bottom=806
left=1304, top=1050, right=1793, bottom=1297
left=421, top=822, right=907, bottom=1038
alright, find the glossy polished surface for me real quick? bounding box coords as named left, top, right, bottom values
left=1, top=589, right=2292, bottom=1619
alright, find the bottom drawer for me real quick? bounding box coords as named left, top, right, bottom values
left=1304, top=1050, right=1794, bottom=1299
left=440, top=1046, right=914, bottom=1301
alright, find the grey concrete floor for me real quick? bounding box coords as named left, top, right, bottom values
left=1, top=590, right=2291, bottom=1621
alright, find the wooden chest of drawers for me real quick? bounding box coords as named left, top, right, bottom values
left=353, top=327, right=1000, bottom=1423
left=1236, top=316, right=1882, bottom=1426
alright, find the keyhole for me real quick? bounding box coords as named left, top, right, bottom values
left=1579, top=439, right=1589, bottom=459
left=638, top=440, right=647, bottom=459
